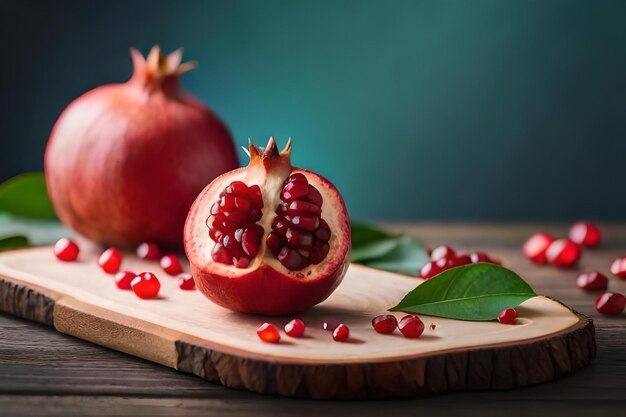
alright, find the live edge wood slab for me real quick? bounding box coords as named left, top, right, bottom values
left=0, top=245, right=594, bottom=399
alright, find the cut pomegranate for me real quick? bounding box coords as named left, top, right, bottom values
left=610, top=256, right=626, bottom=279
left=136, top=243, right=160, bottom=260
left=184, top=138, right=350, bottom=315
left=323, top=318, right=339, bottom=331
left=99, top=248, right=122, bottom=274
left=131, top=272, right=160, bottom=299
left=569, top=222, right=601, bottom=247
left=178, top=273, right=196, bottom=290
left=498, top=308, right=517, bottom=324
left=430, top=245, right=455, bottom=261
left=160, top=254, right=183, bottom=276
left=332, top=324, right=350, bottom=342
left=371, top=315, right=398, bottom=334
left=54, top=238, right=79, bottom=262
left=257, top=323, right=280, bottom=343
left=523, top=233, right=554, bottom=264
left=595, top=292, right=626, bottom=315
left=576, top=272, right=608, bottom=291
left=399, top=314, right=424, bottom=338
left=114, top=271, right=135, bottom=290
left=546, top=239, right=581, bottom=268
left=284, top=319, right=306, bottom=338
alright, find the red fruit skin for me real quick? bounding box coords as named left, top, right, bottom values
left=114, top=271, right=136, bottom=290
left=44, top=48, right=238, bottom=249
left=569, top=222, right=601, bottom=247
left=284, top=319, right=306, bottom=338
left=576, top=272, right=608, bottom=291
left=54, top=238, right=79, bottom=262
left=610, top=256, right=626, bottom=279
left=523, top=233, right=554, bottom=264
left=545, top=239, right=581, bottom=268
left=595, top=292, right=626, bottom=315
left=99, top=248, right=122, bottom=274
left=498, top=308, right=517, bottom=324
left=131, top=272, right=161, bottom=299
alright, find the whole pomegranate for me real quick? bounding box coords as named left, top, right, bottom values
left=184, top=138, right=350, bottom=315
left=45, top=46, right=238, bottom=248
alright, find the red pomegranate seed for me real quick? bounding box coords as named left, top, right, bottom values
left=332, top=324, right=350, bottom=342
left=430, top=245, right=456, bottom=261
left=448, top=255, right=472, bottom=268
left=610, top=256, right=626, bottom=279
left=429, top=323, right=436, bottom=331
left=371, top=315, right=398, bottom=334
left=469, top=251, right=500, bottom=265
left=595, top=292, right=626, bottom=315
left=399, top=314, right=424, bottom=338
left=419, top=259, right=446, bottom=279
left=136, top=242, right=160, bottom=260
left=53, top=238, right=79, bottom=262
left=323, top=318, right=339, bottom=331
left=569, top=222, right=601, bottom=247
left=523, top=233, right=554, bottom=264
left=576, top=272, right=608, bottom=291
left=498, top=308, right=517, bottom=324
left=545, top=239, right=581, bottom=268
left=130, top=272, right=160, bottom=299
left=114, top=271, right=135, bottom=290
left=160, top=254, right=183, bottom=276
left=257, top=323, right=280, bottom=343
left=178, top=273, right=196, bottom=290
left=99, top=248, right=122, bottom=274
left=284, top=319, right=306, bottom=338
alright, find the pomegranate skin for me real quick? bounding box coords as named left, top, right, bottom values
left=45, top=47, right=238, bottom=249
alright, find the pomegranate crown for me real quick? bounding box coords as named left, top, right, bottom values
left=130, top=45, right=197, bottom=77
left=243, top=137, right=292, bottom=170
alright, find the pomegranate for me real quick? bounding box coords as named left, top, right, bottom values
left=45, top=46, right=238, bottom=249
left=184, top=138, right=350, bottom=315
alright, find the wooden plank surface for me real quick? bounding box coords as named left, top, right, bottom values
left=1, top=222, right=625, bottom=415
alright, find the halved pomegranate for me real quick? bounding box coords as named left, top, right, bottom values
left=184, top=138, right=350, bottom=315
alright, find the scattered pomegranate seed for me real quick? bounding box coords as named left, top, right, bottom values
left=332, top=324, right=350, bottom=342
left=448, top=255, right=472, bottom=268
left=569, top=222, right=601, bottom=247
left=430, top=245, right=456, bottom=261
left=429, top=323, right=436, bottom=331
left=498, top=308, right=517, bottom=324
left=323, top=318, right=339, bottom=331
left=523, top=233, right=554, bottom=264
left=595, top=292, right=626, bottom=315
left=545, top=239, right=581, bottom=268
left=419, top=259, right=446, bottom=279
left=576, top=272, right=608, bottom=291
left=469, top=251, right=500, bottom=265
left=399, top=314, right=424, bottom=338
left=257, top=323, right=281, bottom=343
left=136, top=242, right=161, bottom=260
left=371, top=315, right=398, bottom=334
left=114, top=271, right=135, bottom=290
left=53, top=238, right=79, bottom=262
left=284, top=319, right=306, bottom=338
left=178, top=273, right=196, bottom=290
left=98, top=248, right=122, bottom=274
left=160, top=254, right=183, bottom=276
left=130, top=272, right=161, bottom=299
left=610, top=256, right=626, bottom=279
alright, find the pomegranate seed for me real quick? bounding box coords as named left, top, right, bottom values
left=114, top=271, right=135, bottom=290
left=323, top=318, right=339, bottom=331
left=371, top=315, right=398, bottom=334
left=257, top=323, right=280, bottom=343
left=178, top=273, right=195, bottom=290
left=546, top=239, right=581, bottom=268
left=284, top=319, right=306, bottom=337
left=136, top=242, right=160, bottom=260
left=430, top=245, right=456, bottom=261
left=610, top=256, right=626, bottom=279
left=595, top=292, right=626, bottom=315
left=448, top=255, right=472, bottom=268
left=332, top=324, right=350, bottom=342
left=469, top=251, right=500, bottom=264
left=54, top=238, right=79, bottom=262
left=576, top=272, right=608, bottom=291
left=399, top=314, right=424, bottom=338
left=498, top=308, right=517, bottom=324
left=99, top=248, right=122, bottom=274
left=429, top=323, right=436, bottom=331
left=130, top=272, right=160, bottom=299
left=419, top=259, right=446, bottom=279
left=160, top=254, right=183, bottom=276
left=523, top=233, right=554, bottom=264
left=569, top=222, right=601, bottom=247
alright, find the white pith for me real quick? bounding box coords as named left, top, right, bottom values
left=186, top=165, right=348, bottom=281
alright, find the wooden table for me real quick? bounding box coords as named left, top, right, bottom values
left=1, top=223, right=625, bottom=416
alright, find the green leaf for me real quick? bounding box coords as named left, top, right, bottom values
left=0, top=173, right=57, bottom=219
left=350, top=222, right=394, bottom=247
left=0, top=235, right=30, bottom=251
left=390, top=263, right=538, bottom=320
left=0, top=214, right=71, bottom=245
left=364, top=236, right=429, bottom=275
left=351, top=238, right=400, bottom=262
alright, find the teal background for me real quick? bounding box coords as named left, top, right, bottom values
left=2, top=0, right=626, bottom=221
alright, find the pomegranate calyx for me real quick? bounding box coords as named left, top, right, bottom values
left=130, top=46, right=197, bottom=95
left=245, top=137, right=293, bottom=173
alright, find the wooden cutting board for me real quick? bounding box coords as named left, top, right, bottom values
left=0, top=245, right=594, bottom=399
